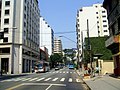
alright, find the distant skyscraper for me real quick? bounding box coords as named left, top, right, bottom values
left=54, top=38, right=62, bottom=54
left=76, top=4, right=109, bottom=62
left=0, top=0, right=40, bottom=74
left=40, top=16, right=54, bottom=56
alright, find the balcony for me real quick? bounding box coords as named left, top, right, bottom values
left=105, top=35, right=119, bottom=48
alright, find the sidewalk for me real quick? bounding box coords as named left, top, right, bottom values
left=76, top=70, right=120, bottom=90
left=0, top=73, right=35, bottom=80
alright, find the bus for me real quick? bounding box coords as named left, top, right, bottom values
left=35, top=61, right=50, bottom=73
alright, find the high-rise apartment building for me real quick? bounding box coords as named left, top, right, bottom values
left=76, top=4, right=109, bottom=62
left=54, top=38, right=62, bottom=54
left=40, top=16, right=54, bottom=56
left=0, top=0, right=40, bottom=74
left=103, top=0, right=120, bottom=76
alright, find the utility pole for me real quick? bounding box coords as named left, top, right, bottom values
left=87, top=19, right=93, bottom=76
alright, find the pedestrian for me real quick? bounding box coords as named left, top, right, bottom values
left=88, top=68, right=91, bottom=75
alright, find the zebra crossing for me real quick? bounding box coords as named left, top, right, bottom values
left=48, top=71, right=76, bottom=74
left=1, top=77, right=83, bottom=83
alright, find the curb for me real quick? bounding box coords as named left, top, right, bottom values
left=75, top=70, right=91, bottom=90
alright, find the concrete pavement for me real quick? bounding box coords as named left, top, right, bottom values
left=76, top=70, right=120, bottom=90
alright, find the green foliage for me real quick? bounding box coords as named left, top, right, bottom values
left=84, top=37, right=112, bottom=63
left=63, top=49, right=76, bottom=60
left=50, top=53, right=63, bottom=63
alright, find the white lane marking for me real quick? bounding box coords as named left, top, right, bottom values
left=36, top=78, right=45, bottom=81
left=70, top=72, right=72, bottom=74
left=52, top=78, right=58, bottom=81
left=60, top=72, right=62, bottom=73
left=68, top=78, right=72, bottom=82
left=60, top=78, right=65, bottom=82
left=46, top=84, right=52, bottom=90
left=29, top=78, right=38, bottom=81
left=66, top=71, right=69, bottom=73
left=44, top=78, right=51, bottom=81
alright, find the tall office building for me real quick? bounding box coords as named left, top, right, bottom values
left=76, top=4, right=109, bottom=62
left=0, top=0, right=40, bottom=74
left=54, top=38, right=62, bottom=54
left=40, top=16, right=54, bottom=56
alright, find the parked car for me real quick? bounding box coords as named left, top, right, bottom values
left=55, top=64, right=60, bottom=70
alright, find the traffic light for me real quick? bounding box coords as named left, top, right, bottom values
left=0, top=32, right=4, bottom=39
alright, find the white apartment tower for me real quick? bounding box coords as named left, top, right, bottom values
left=76, top=4, right=109, bottom=62
left=40, top=16, right=54, bottom=56
left=54, top=38, right=62, bottom=54
left=0, top=0, right=40, bottom=74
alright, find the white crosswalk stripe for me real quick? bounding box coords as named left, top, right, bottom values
left=68, top=78, right=72, bottom=82
left=29, top=78, right=38, bottom=81
left=22, top=78, right=31, bottom=81
left=76, top=79, right=82, bottom=82
left=60, top=78, right=65, bottom=82
left=44, top=78, right=51, bottom=81
left=52, top=78, right=58, bottom=81
left=36, top=78, right=45, bottom=81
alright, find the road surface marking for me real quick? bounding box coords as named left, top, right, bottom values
left=52, top=78, right=58, bottom=81
left=29, top=78, right=38, bottom=81
left=68, top=78, right=72, bottom=82
left=5, top=84, right=23, bottom=90
left=22, top=78, right=31, bottom=81
left=63, top=71, right=65, bottom=73
left=60, top=78, right=65, bottom=82
left=46, top=84, right=52, bottom=90
left=36, top=78, right=45, bottom=81
left=44, top=78, right=51, bottom=81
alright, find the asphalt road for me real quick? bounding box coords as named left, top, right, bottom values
left=0, top=67, right=89, bottom=90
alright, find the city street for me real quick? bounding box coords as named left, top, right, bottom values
left=0, top=67, right=89, bottom=90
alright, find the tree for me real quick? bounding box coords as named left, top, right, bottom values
left=84, top=37, right=112, bottom=64
left=50, top=53, right=63, bottom=68
left=63, top=49, right=76, bottom=64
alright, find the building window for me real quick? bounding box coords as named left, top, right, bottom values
left=104, top=30, right=108, bottom=32
left=3, top=37, right=8, bottom=42
left=5, top=1, right=10, bottom=6
left=103, top=20, right=107, bottom=22
left=103, top=25, right=107, bottom=27
left=102, top=11, right=105, bottom=13
left=4, top=19, right=9, bottom=24
left=5, top=9, right=10, bottom=15
left=24, top=22, right=26, bottom=27
left=4, top=28, right=9, bottom=33
left=96, top=12, right=98, bottom=14
left=102, top=15, right=106, bottom=18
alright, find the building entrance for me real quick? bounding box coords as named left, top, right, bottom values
left=1, top=58, right=9, bottom=74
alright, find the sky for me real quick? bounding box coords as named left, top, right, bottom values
left=39, top=0, right=104, bottom=49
